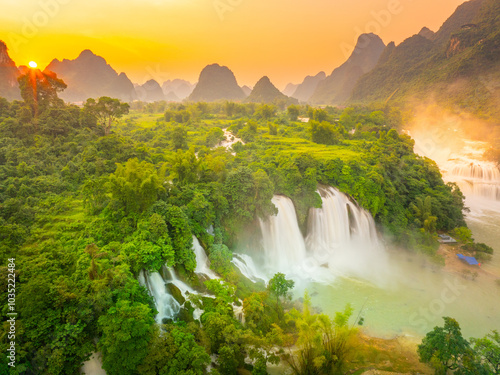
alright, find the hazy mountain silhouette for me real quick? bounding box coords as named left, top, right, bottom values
left=188, top=64, right=245, bottom=102
left=245, top=76, right=298, bottom=104
left=349, top=0, right=499, bottom=119
left=46, top=49, right=136, bottom=103
left=0, top=41, right=20, bottom=100
left=241, top=85, right=252, bottom=97
left=282, top=83, right=299, bottom=97
left=310, top=33, right=386, bottom=105
left=162, top=79, right=195, bottom=101
left=291, top=71, right=326, bottom=102
left=136, top=79, right=165, bottom=102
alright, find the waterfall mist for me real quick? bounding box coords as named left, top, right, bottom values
left=234, top=188, right=390, bottom=286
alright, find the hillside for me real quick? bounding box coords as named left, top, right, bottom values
left=309, top=33, right=386, bottom=105
left=349, top=0, right=500, bottom=120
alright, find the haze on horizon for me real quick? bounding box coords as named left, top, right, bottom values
left=1, top=0, right=464, bottom=88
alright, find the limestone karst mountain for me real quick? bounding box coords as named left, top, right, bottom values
left=309, top=33, right=386, bottom=105
left=45, top=49, right=136, bottom=102
left=188, top=63, right=245, bottom=102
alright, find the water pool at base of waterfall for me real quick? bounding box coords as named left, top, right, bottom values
left=303, top=247, right=500, bottom=340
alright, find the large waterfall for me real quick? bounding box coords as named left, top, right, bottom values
left=259, top=195, right=307, bottom=276
left=305, top=187, right=386, bottom=282
left=240, top=187, right=388, bottom=284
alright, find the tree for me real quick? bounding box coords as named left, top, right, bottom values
left=267, top=273, right=294, bottom=320
left=310, top=121, right=343, bottom=145
left=205, top=127, right=225, bottom=147
left=83, top=96, right=129, bottom=135
left=255, top=104, right=277, bottom=120
left=411, top=196, right=438, bottom=233
left=172, top=125, right=188, bottom=150
left=167, top=149, right=200, bottom=184
left=287, top=105, right=300, bottom=121
left=209, top=243, right=233, bottom=278
left=138, top=325, right=210, bottom=375
left=98, top=300, right=154, bottom=375
left=418, top=317, right=473, bottom=375
left=107, top=158, right=164, bottom=216
left=18, top=68, right=66, bottom=125
left=471, top=330, right=500, bottom=374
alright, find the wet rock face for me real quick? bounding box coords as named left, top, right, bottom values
left=166, top=282, right=186, bottom=305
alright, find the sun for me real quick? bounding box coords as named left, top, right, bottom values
left=28, top=61, right=37, bottom=68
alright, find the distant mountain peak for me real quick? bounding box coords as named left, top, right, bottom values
left=309, top=33, right=385, bottom=105
left=0, top=40, right=20, bottom=100
left=45, top=49, right=136, bottom=102
left=418, top=27, right=435, bottom=40
left=291, top=71, right=326, bottom=102
left=245, top=76, right=298, bottom=104
left=0, top=40, right=15, bottom=67
left=188, top=63, right=245, bottom=102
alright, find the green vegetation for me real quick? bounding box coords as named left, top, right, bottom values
left=350, top=0, right=500, bottom=122
left=418, top=317, right=500, bottom=374
left=0, top=86, right=484, bottom=374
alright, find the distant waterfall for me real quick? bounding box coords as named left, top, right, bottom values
left=446, top=162, right=500, bottom=201
left=193, top=236, right=218, bottom=280
left=139, top=270, right=181, bottom=324
left=259, top=195, right=307, bottom=275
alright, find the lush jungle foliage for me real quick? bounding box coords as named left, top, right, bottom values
left=0, top=87, right=476, bottom=374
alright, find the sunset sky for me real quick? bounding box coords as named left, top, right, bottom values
left=1, top=0, right=465, bottom=88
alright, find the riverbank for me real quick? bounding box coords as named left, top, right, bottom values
left=438, top=243, right=500, bottom=284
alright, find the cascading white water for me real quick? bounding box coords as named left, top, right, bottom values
left=245, top=188, right=388, bottom=284
left=232, top=253, right=268, bottom=283
left=305, top=187, right=387, bottom=283
left=192, top=236, right=218, bottom=279
left=139, top=270, right=181, bottom=324
left=445, top=161, right=500, bottom=202
left=259, top=195, right=307, bottom=276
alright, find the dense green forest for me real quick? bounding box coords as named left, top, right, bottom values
left=0, top=73, right=496, bottom=374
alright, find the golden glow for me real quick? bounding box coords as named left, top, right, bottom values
left=28, top=61, right=37, bottom=68
left=0, top=0, right=465, bottom=88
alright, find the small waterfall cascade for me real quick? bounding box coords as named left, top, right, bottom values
left=139, top=270, right=181, bottom=324
left=192, top=236, right=218, bottom=280
left=259, top=195, right=307, bottom=275
left=232, top=253, right=268, bottom=283
left=445, top=161, right=500, bottom=202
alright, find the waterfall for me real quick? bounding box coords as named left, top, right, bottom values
left=232, top=253, right=268, bottom=283
left=304, top=187, right=387, bottom=282
left=139, top=270, right=181, bottom=324
left=252, top=187, right=387, bottom=283
left=445, top=162, right=500, bottom=202
left=258, top=195, right=307, bottom=276
left=192, top=236, right=218, bottom=280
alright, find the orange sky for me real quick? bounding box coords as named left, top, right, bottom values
left=1, top=0, right=465, bottom=89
